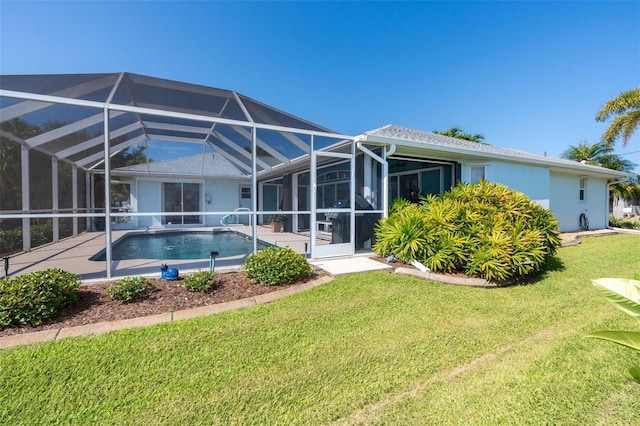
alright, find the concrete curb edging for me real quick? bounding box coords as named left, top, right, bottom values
left=394, top=267, right=498, bottom=288
left=0, top=275, right=334, bottom=350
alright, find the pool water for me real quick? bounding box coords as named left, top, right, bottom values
left=90, top=231, right=269, bottom=261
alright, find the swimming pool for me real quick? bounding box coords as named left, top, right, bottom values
left=90, top=231, right=270, bottom=261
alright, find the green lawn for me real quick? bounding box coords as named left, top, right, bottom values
left=1, top=234, right=639, bottom=425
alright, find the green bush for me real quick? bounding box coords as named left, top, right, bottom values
left=243, top=246, right=312, bottom=286
left=0, top=268, right=81, bottom=326
left=374, top=181, right=561, bottom=282
left=106, top=276, right=156, bottom=302
left=181, top=271, right=219, bottom=293
left=609, top=214, right=640, bottom=230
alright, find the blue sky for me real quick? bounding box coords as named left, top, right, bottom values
left=1, top=1, right=639, bottom=172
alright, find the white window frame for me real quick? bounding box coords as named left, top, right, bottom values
left=470, top=166, right=486, bottom=184
left=579, top=177, right=587, bottom=202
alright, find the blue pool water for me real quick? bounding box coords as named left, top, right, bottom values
left=90, top=231, right=269, bottom=261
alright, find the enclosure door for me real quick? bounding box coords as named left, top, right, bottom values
left=312, top=151, right=354, bottom=258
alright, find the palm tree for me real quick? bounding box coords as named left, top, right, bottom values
left=596, top=88, right=640, bottom=148
left=562, top=140, right=640, bottom=211
left=433, top=126, right=485, bottom=143
left=561, top=140, right=635, bottom=171
left=561, top=140, right=609, bottom=166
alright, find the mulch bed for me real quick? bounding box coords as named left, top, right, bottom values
left=0, top=269, right=329, bottom=338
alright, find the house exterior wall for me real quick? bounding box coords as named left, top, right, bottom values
left=203, top=179, right=247, bottom=226
left=131, top=177, right=246, bottom=228
left=484, top=161, right=550, bottom=208
left=549, top=171, right=608, bottom=232
left=459, top=161, right=611, bottom=232
left=135, top=180, right=161, bottom=228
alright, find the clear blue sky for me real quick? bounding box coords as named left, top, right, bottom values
left=1, top=1, right=639, bottom=172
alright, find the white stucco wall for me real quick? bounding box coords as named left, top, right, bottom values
left=484, top=162, right=550, bottom=208
left=131, top=177, right=246, bottom=228
left=549, top=172, right=608, bottom=232
left=462, top=161, right=550, bottom=207
left=203, top=179, right=246, bottom=226
left=135, top=180, right=161, bottom=228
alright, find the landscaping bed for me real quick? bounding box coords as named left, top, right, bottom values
left=0, top=268, right=328, bottom=338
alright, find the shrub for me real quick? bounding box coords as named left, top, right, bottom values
left=243, top=246, right=312, bottom=286
left=106, top=276, right=156, bottom=302
left=0, top=268, right=81, bottom=326
left=609, top=214, right=640, bottom=230
left=181, top=271, right=219, bottom=293
left=374, top=181, right=561, bottom=282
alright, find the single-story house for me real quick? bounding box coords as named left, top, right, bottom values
left=0, top=72, right=633, bottom=276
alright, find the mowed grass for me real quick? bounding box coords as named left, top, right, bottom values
left=1, top=234, right=639, bottom=425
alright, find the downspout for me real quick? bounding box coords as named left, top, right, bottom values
left=607, top=177, right=629, bottom=230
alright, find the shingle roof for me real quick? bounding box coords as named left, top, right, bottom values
left=360, top=124, right=632, bottom=178
left=112, top=153, right=246, bottom=177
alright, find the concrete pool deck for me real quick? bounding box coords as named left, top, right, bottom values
left=2, top=226, right=377, bottom=280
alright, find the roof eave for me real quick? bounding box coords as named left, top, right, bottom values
left=357, top=133, right=634, bottom=180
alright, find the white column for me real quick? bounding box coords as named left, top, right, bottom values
left=52, top=157, right=59, bottom=243
left=21, top=145, right=30, bottom=251
left=72, top=165, right=78, bottom=236
left=85, top=172, right=91, bottom=231
left=103, top=108, right=113, bottom=278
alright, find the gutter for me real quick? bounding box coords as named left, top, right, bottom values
left=357, top=133, right=633, bottom=180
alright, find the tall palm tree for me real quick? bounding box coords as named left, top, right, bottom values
left=596, top=88, right=640, bottom=148
left=433, top=126, right=485, bottom=143
left=562, top=140, right=639, bottom=210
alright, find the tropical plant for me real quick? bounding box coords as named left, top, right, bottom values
left=268, top=214, right=284, bottom=223
left=373, top=181, right=561, bottom=282
left=585, top=274, right=640, bottom=381
left=596, top=87, right=640, bottom=148
left=433, top=126, right=485, bottom=143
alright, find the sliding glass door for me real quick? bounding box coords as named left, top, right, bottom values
left=162, top=182, right=202, bottom=225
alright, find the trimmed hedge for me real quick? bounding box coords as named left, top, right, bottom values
left=374, top=181, right=561, bottom=282
left=0, top=268, right=81, bottom=326
left=243, top=246, right=312, bottom=286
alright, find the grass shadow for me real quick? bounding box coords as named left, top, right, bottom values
left=501, top=255, right=566, bottom=287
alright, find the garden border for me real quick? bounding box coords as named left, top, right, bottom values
left=0, top=275, right=333, bottom=350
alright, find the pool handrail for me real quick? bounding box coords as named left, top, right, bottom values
left=220, top=208, right=252, bottom=230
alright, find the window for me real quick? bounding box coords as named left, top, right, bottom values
left=470, top=166, right=485, bottom=184
left=241, top=187, right=251, bottom=199
left=579, top=177, right=586, bottom=201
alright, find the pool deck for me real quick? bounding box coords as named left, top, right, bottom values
left=2, top=226, right=344, bottom=281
